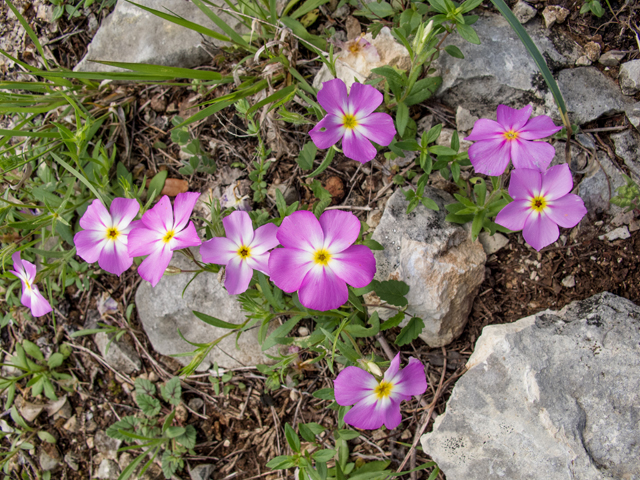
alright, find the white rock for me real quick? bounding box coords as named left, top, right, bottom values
left=561, top=274, right=575, bottom=288
left=455, top=106, right=478, bottom=133
left=620, top=60, right=640, bottom=96
left=575, top=55, right=592, bottom=66
left=584, top=41, right=601, bottom=62
left=542, top=5, right=569, bottom=28
left=96, top=459, right=120, bottom=480
left=93, top=330, right=142, bottom=375
left=39, top=450, right=60, bottom=471
left=611, top=210, right=635, bottom=227
left=512, top=0, right=537, bottom=24
left=94, top=430, right=121, bottom=460
left=611, top=128, right=640, bottom=182
left=436, top=128, right=473, bottom=153
left=599, top=226, right=630, bottom=241
left=478, top=232, right=509, bottom=255
left=598, top=50, right=625, bottom=67
left=190, top=464, right=214, bottom=480
left=577, top=151, right=627, bottom=214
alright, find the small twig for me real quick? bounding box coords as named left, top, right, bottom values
left=375, top=333, right=396, bottom=362
left=68, top=343, right=134, bottom=385
left=324, top=205, right=372, bottom=211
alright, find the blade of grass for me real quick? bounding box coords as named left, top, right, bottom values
left=0, top=129, right=61, bottom=139
left=92, top=61, right=224, bottom=81
left=246, top=85, right=297, bottom=116
left=194, top=0, right=256, bottom=51
left=290, top=0, right=331, bottom=20
left=50, top=153, right=104, bottom=205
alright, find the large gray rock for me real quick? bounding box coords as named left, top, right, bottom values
left=611, top=128, right=640, bottom=182
left=75, top=0, right=244, bottom=72
left=421, top=292, right=640, bottom=480
left=619, top=59, right=640, bottom=95
left=368, top=188, right=486, bottom=347
left=435, top=13, right=581, bottom=118
left=135, top=250, right=273, bottom=370
left=577, top=151, right=626, bottom=215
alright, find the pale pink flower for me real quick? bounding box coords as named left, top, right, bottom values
left=10, top=252, right=52, bottom=318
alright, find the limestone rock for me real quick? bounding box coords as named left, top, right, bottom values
left=135, top=250, right=274, bottom=370
left=85, top=310, right=142, bottom=375
left=599, top=226, right=630, bottom=241
left=39, top=449, right=60, bottom=471
left=455, top=106, right=478, bottom=133
left=619, top=59, right=640, bottom=96
left=577, top=151, right=626, bottom=215
left=478, top=232, right=508, bottom=255
left=611, top=128, right=640, bottom=182
left=76, top=0, right=244, bottom=72
left=575, top=55, right=592, bottom=66
left=421, top=292, right=640, bottom=480
left=512, top=0, right=537, bottom=24
left=190, top=464, right=214, bottom=480
left=436, top=128, right=472, bottom=153
left=96, top=459, right=120, bottom=480
left=583, top=41, right=601, bottom=62
left=598, top=50, right=625, bottom=67
left=94, top=430, right=121, bottom=461
left=542, top=5, right=569, bottom=28
left=627, top=101, right=640, bottom=130
left=369, top=188, right=486, bottom=347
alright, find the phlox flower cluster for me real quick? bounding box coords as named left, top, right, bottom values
left=10, top=252, right=52, bottom=318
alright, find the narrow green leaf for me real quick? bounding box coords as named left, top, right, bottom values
left=285, top=423, right=301, bottom=453
left=396, top=102, right=409, bottom=137
left=193, top=0, right=255, bottom=50
left=93, top=62, right=222, bottom=80
left=247, top=85, right=297, bottom=116
left=307, top=146, right=335, bottom=178
left=291, top=0, right=330, bottom=19
left=381, top=310, right=405, bottom=330
left=193, top=311, right=240, bottom=329
left=50, top=153, right=104, bottom=205
left=296, top=141, right=317, bottom=170
left=395, top=317, right=425, bottom=346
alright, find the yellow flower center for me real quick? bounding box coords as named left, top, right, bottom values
left=25, top=280, right=32, bottom=291
left=237, top=245, right=251, bottom=260
left=504, top=130, right=519, bottom=140
left=531, top=196, right=547, bottom=212
left=162, top=230, right=175, bottom=243
left=106, top=227, right=120, bottom=241
left=343, top=114, right=358, bottom=129
left=313, top=248, right=331, bottom=266
left=374, top=380, right=393, bottom=399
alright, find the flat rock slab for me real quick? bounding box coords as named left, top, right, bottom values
left=421, top=292, right=640, bottom=480
left=75, top=0, right=243, bottom=72
left=135, top=250, right=273, bottom=370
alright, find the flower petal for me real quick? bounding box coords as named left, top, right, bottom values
left=319, top=210, right=360, bottom=254
left=383, top=353, right=401, bottom=383
left=276, top=211, right=324, bottom=252
left=388, top=357, right=427, bottom=397
left=268, top=248, right=314, bottom=292
left=348, top=82, right=383, bottom=118
left=13, top=254, right=36, bottom=284
left=496, top=104, right=532, bottom=131
left=510, top=139, right=555, bottom=171
left=343, top=396, right=385, bottom=430
left=309, top=115, right=346, bottom=150
left=540, top=163, right=573, bottom=201
left=171, top=221, right=201, bottom=250
left=110, top=197, right=140, bottom=229
left=342, top=128, right=377, bottom=164
left=138, top=244, right=173, bottom=287
left=383, top=397, right=403, bottom=430
left=29, top=287, right=52, bottom=317
left=468, top=138, right=511, bottom=176
left=74, top=229, right=107, bottom=264
left=330, top=245, right=376, bottom=288
left=518, top=115, right=562, bottom=140
left=299, top=265, right=348, bottom=311
left=200, top=236, right=238, bottom=265
left=80, top=199, right=112, bottom=230
left=11, top=252, right=25, bottom=276
left=142, top=196, right=174, bottom=233
left=495, top=200, right=533, bottom=232
left=334, top=366, right=378, bottom=406
left=173, top=192, right=200, bottom=232
left=508, top=168, right=542, bottom=200
left=98, top=239, right=133, bottom=276
left=317, top=78, right=348, bottom=116
left=20, top=285, right=32, bottom=309
left=223, top=211, right=254, bottom=247
left=523, top=211, right=559, bottom=251
left=546, top=194, right=587, bottom=228
left=464, top=118, right=505, bottom=141
left=225, top=256, right=254, bottom=295
left=356, top=113, right=396, bottom=147
left=128, top=226, right=163, bottom=257
left=245, top=252, right=271, bottom=275
left=250, top=223, right=280, bottom=255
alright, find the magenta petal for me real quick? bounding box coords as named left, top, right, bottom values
left=356, top=113, right=396, bottom=147
left=546, top=194, right=587, bottom=228
left=317, top=78, right=348, bottom=116
left=200, top=236, right=237, bottom=265
left=143, top=196, right=174, bottom=233
left=171, top=221, right=201, bottom=250
left=80, top=199, right=111, bottom=230
left=330, top=245, right=376, bottom=288
left=342, top=128, right=377, bottom=164
left=138, top=244, right=173, bottom=287
left=508, top=168, right=542, bottom=200
left=223, top=211, right=254, bottom=247
left=245, top=252, right=270, bottom=275
left=344, top=397, right=385, bottom=430
left=29, top=287, right=52, bottom=317
left=276, top=211, right=324, bottom=252
left=21, top=285, right=32, bottom=309
left=497, top=104, right=532, bottom=131
left=98, top=240, right=132, bottom=276
left=468, top=139, right=511, bottom=176
left=128, top=227, right=162, bottom=257
left=540, top=163, right=573, bottom=201
left=19, top=257, right=36, bottom=283
left=523, top=212, right=559, bottom=251
left=11, top=252, right=24, bottom=275
left=464, top=118, right=505, bottom=141
left=334, top=366, right=377, bottom=406
left=518, top=115, right=562, bottom=140
left=173, top=192, right=200, bottom=231
left=389, top=357, right=427, bottom=397
left=268, top=248, right=314, bottom=293
left=510, top=139, right=555, bottom=171
left=383, top=353, right=401, bottom=383
left=225, top=256, right=254, bottom=295
left=349, top=82, right=383, bottom=118
left=74, top=229, right=107, bottom=263
left=384, top=397, right=403, bottom=430
left=320, top=210, right=360, bottom=253
left=309, top=115, right=345, bottom=150
left=250, top=223, right=280, bottom=255
left=110, top=198, right=139, bottom=229
left=495, top=200, right=533, bottom=232
left=299, top=265, right=348, bottom=311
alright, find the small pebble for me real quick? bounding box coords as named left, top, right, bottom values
left=599, top=226, right=630, bottom=241
left=561, top=275, right=576, bottom=288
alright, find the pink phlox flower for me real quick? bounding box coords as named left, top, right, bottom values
left=200, top=211, right=279, bottom=295
left=464, top=104, right=562, bottom=176
left=74, top=198, right=140, bottom=276
left=268, top=210, right=376, bottom=311
left=309, top=79, right=396, bottom=164
left=334, top=353, right=427, bottom=430
left=128, top=192, right=202, bottom=287
left=495, top=164, right=587, bottom=251
left=10, top=252, right=52, bottom=318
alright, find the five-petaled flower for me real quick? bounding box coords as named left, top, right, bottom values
left=334, top=353, right=427, bottom=430
left=74, top=198, right=140, bottom=276
left=495, top=164, right=587, bottom=251
left=10, top=252, right=52, bottom=318
left=465, top=104, right=562, bottom=176
left=268, top=210, right=375, bottom=311
left=309, top=79, right=395, bottom=164
left=200, top=211, right=279, bottom=295
left=128, top=193, right=202, bottom=287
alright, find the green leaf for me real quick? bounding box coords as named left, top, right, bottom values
left=176, top=424, right=197, bottom=449
left=161, top=377, right=181, bottom=406
left=247, top=85, right=297, bottom=116
left=395, top=317, right=425, bottom=346
left=106, top=416, right=140, bottom=441
left=429, top=145, right=457, bottom=156
left=444, top=45, right=465, bottom=59
left=471, top=211, right=485, bottom=240
left=372, top=280, right=410, bottom=307
left=310, top=179, right=332, bottom=201
left=191, top=0, right=254, bottom=50
left=135, top=378, right=156, bottom=397
left=161, top=450, right=179, bottom=479
left=266, top=455, right=296, bottom=470
left=136, top=393, right=161, bottom=417
left=291, top=0, right=330, bottom=19
left=262, top=315, right=303, bottom=351
left=312, top=388, right=335, bottom=401
left=285, top=423, right=301, bottom=453
left=193, top=311, right=240, bottom=329
left=396, top=102, right=409, bottom=137
left=313, top=449, right=336, bottom=462
left=37, top=431, right=56, bottom=444
left=297, top=141, right=317, bottom=171
left=299, top=422, right=325, bottom=442
left=164, top=426, right=186, bottom=438
left=335, top=429, right=360, bottom=440
left=405, top=77, right=442, bottom=106
left=423, top=124, right=442, bottom=146
left=460, top=0, right=483, bottom=13
left=381, top=310, right=405, bottom=331
left=147, top=171, right=167, bottom=200
left=456, top=23, right=480, bottom=44
left=94, top=62, right=223, bottom=81
left=363, top=0, right=395, bottom=17
left=22, top=340, right=43, bottom=361
left=421, top=196, right=440, bottom=211
left=307, top=146, right=335, bottom=178
left=47, top=353, right=64, bottom=369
